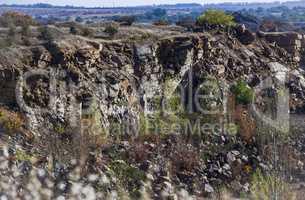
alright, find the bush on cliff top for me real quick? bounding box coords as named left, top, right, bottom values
left=197, top=9, right=236, bottom=27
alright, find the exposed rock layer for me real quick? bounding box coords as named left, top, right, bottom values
left=0, top=30, right=304, bottom=134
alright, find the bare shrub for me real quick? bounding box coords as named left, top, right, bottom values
left=127, top=142, right=152, bottom=164
left=171, top=143, right=200, bottom=172
left=0, top=11, right=38, bottom=27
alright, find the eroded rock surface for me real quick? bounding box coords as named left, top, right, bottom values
left=0, top=29, right=304, bottom=135
left=1, top=26, right=305, bottom=200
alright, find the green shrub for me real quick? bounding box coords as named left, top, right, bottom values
left=232, top=80, right=254, bottom=105
left=54, top=124, right=66, bottom=135
left=16, top=149, right=32, bottom=162
left=108, top=160, right=146, bottom=199
left=139, top=112, right=148, bottom=136
left=197, top=9, right=236, bottom=27
left=104, top=24, right=119, bottom=37
left=167, top=95, right=182, bottom=112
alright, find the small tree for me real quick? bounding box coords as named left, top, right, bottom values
left=197, top=9, right=236, bottom=27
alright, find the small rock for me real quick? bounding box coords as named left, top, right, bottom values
left=147, top=173, right=154, bottom=181
left=242, top=182, right=250, bottom=192
left=177, top=189, right=194, bottom=200
left=223, top=164, right=231, bottom=171
left=227, top=152, right=236, bottom=164
left=241, top=155, right=248, bottom=162
left=204, top=184, right=214, bottom=193
left=236, top=25, right=255, bottom=45
left=259, top=163, right=269, bottom=170
left=231, top=150, right=240, bottom=156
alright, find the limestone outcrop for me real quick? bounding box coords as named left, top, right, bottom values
left=0, top=29, right=304, bottom=135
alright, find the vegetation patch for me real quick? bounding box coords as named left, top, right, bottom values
left=250, top=170, right=295, bottom=200
left=108, top=160, right=147, bottom=199
left=0, top=107, right=24, bottom=134
left=15, top=149, right=32, bottom=162
left=197, top=9, right=236, bottom=27
left=153, top=19, right=170, bottom=26
left=104, top=23, right=119, bottom=37
left=114, top=16, right=136, bottom=26
left=0, top=11, right=38, bottom=27
left=231, top=80, right=254, bottom=105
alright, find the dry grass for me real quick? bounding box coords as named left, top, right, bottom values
left=126, top=141, right=152, bottom=164
left=171, top=143, right=200, bottom=173
left=234, top=105, right=256, bottom=143
left=262, top=144, right=301, bottom=173
left=209, top=188, right=243, bottom=200
left=0, top=107, right=25, bottom=135
left=250, top=170, right=296, bottom=200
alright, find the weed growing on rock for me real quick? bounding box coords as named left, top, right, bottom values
left=108, top=160, right=147, bottom=199
left=232, top=80, right=254, bottom=105
left=15, top=149, right=32, bottom=162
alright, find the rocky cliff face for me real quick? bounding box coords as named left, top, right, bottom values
left=1, top=26, right=305, bottom=199
left=0, top=29, right=305, bottom=136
